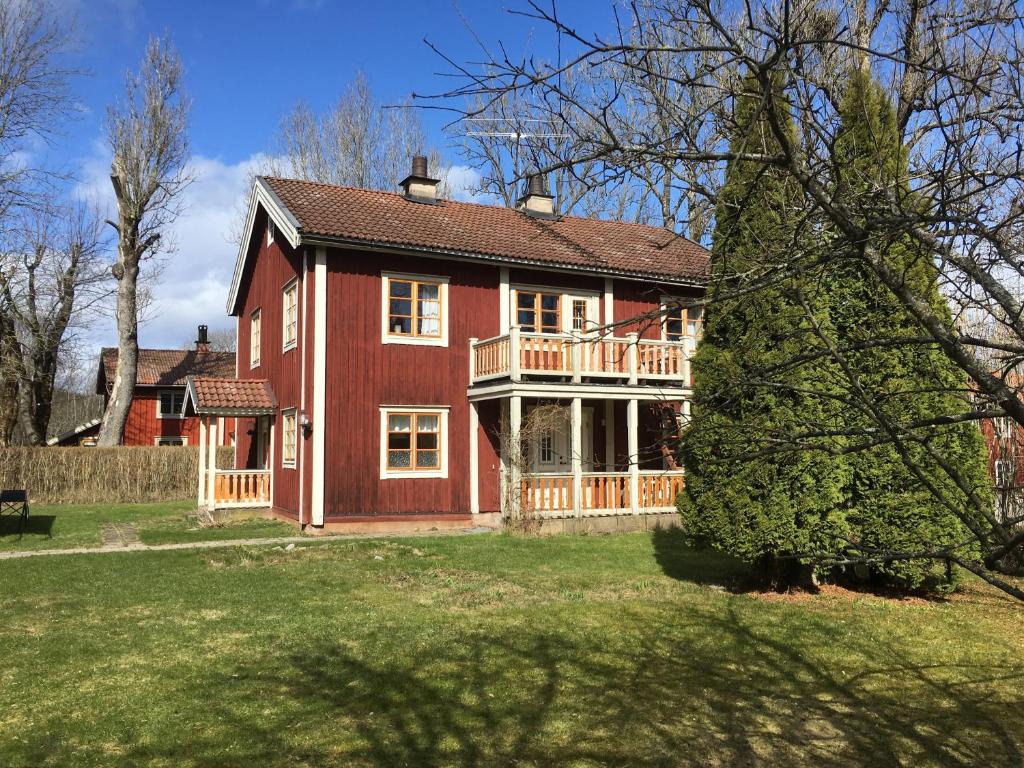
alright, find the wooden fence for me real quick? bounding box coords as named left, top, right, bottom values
left=0, top=446, right=234, bottom=505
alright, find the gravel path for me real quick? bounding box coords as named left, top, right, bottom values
left=0, top=527, right=496, bottom=561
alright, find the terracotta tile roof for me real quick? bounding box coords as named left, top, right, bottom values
left=100, top=348, right=236, bottom=388
left=188, top=377, right=277, bottom=414
left=261, top=176, right=710, bottom=283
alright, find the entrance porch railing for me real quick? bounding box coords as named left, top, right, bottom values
left=518, top=470, right=684, bottom=517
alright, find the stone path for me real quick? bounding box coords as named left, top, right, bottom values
left=0, top=527, right=496, bottom=561
left=100, top=523, right=140, bottom=548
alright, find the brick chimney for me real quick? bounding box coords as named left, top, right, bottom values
left=399, top=155, right=439, bottom=202
left=516, top=174, right=555, bottom=218
left=195, top=324, right=210, bottom=354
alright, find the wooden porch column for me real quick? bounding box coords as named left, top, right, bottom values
left=469, top=400, right=480, bottom=514
left=604, top=400, right=615, bottom=469
left=627, top=398, right=640, bottom=514
left=206, top=416, right=218, bottom=512
left=197, top=416, right=207, bottom=508
left=571, top=397, right=583, bottom=517
left=509, top=395, right=522, bottom=517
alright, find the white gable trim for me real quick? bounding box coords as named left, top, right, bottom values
left=226, top=177, right=303, bottom=316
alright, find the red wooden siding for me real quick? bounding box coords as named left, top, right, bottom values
left=234, top=212, right=306, bottom=518
left=613, top=279, right=702, bottom=340
left=121, top=387, right=233, bottom=448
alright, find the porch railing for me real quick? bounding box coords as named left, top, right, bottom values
left=212, top=469, right=271, bottom=508
left=470, top=329, right=693, bottom=385
left=518, top=470, right=684, bottom=516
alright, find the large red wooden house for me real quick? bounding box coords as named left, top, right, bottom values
left=185, top=158, right=710, bottom=530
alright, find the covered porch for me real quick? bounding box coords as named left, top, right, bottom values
left=468, top=382, right=689, bottom=519
left=183, top=376, right=278, bottom=511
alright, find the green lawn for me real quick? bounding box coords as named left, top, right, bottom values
left=0, top=501, right=296, bottom=551
left=0, top=530, right=1020, bottom=766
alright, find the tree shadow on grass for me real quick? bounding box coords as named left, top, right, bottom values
left=104, top=605, right=1024, bottom=767
left=651, top=525, right=749, bottom=588
left=0, top=514, right=54, bottom=539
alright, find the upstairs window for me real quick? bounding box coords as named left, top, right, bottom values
left=665, top=302, right=703, bottom=341
left=157, top=390, right=185, bottom=420
left=381, top=272, right=449, bottom=346
left=571, top=299, right=589, bottom=332
left=517, top=290, right=560, bottom=333
left=282, top=279, right=298, bottom=351
left=250, top=308, right=262, bottom=368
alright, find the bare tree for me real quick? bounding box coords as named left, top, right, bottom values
left=431, top=0, right=1024, bottom=598
left=264, top=70, right=449, bottom=193
left=0, top=202, right=108, bottom=444
left=0, top=1, right=75, bottom=445
left=97, top=36, right=191, bottom=446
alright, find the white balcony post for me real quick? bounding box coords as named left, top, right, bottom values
left=197, top=416, right=207, bottom=508
left=509, top=395, right=522, bottom=517
left=604, top=400, right=615, bottom=469
left=468, top=337, right=478, bottom=383
left=627, top=332, right=639, bottom=385
left=571, top=333, right=582, bottom=383
left=571, top=397, right=583, bottom=517
left=509, top=325, right=521, bottom=381
left=469, top=400, right=480, bottom=514
left=627, top=398, right=640, bottom=514
left=206, top=416, right=218, bottom=512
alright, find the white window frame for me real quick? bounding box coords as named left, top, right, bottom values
left=281, top=408, right=297, bottom=469
left=660, top=295, right=703, bottom=342
left=156, top=389, right=185, bottom=420
left=267, top=219, right=275, bottom=245
left=995, top=458, right=1016, bottom=488
left=282, top=278, right=298, bottom=352
left=381, top=271, right=449, bottom=347
left=379, top=405, right=450, bottom=479
left=250, top=307, right=262, bottom=369
left=154, top=436, right=188, bottom=446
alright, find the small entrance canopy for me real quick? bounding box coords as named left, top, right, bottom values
left=183, top=376, right=277, bottom=510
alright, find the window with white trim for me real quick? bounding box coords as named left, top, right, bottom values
left=664, top=301, right=703, bottom=341
left=267, top=220, right=275, bottom=245
left=281, top=409, right=297, bottom=468
left=995, top=458, right=1016, bottom=488
left=380, top=407, right=449, bottom=478
left=517, top=290, right=561, bottom=333
left=381, top=273, right=449, bottom=346
left=154, top=436, right=187, bottom=446
left=282, top=279, right=298, bottom=351
left=250, top=308, right=262, bottom=368
left=157, top=390, right=185, bottom=419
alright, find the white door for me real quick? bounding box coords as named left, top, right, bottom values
left=531, top=407, right=594, bottom=473
left=565, top=295, right=600, bottom=334
left=256, top=417, right=270, bottom=469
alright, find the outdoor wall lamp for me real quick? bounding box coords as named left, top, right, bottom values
left=300, top=410, right=313, bottom=437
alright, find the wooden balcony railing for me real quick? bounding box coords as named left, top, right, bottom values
left=212, top=470, right=271, bottom=508
left=519, top=470, right=684, bottom=516
left=470, top=329, right=693, bottom=385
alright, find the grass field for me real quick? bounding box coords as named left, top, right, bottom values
left=0, top=529, right=1021, bottom=767
left=0, top=501, right=296, bottom=551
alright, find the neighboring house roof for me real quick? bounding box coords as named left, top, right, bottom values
left=46, top=418, right=101, bottom=447
left=98, top=348, right=236, bottom=390
left=228, top=176, right=711, bottom=313
left=184, top=376, right=277, bottom=416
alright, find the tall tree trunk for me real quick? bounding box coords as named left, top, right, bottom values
left=96, top=235, right=140, bottom=446
left=0, top=310, right=18, bottom=446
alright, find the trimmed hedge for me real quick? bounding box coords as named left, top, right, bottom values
left=0, top=446, right=235, bottom=505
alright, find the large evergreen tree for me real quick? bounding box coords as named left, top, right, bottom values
left=678, top=78, right=851, bottom=587
left=824, top=68, right=992, bottom=590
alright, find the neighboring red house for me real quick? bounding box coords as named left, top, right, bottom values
left=91, top=327, right=237, bottom=447
left=187, top=158, right=710, bottom=529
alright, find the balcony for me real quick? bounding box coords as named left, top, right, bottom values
left=470, top=328, right=692, bottom=386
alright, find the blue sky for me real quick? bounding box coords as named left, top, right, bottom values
left=53, top=0, right=607, bottom=355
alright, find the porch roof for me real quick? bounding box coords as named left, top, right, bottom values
left=183, top=376, right=277, bottom=417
